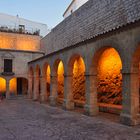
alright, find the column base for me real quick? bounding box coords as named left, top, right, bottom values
left=84, top=104, right=99, bottom=116
left=49, top=96, right=57, bottom=107
left=33, top=94, right=39, bottom=101
left=6, top=92, right=10, bottom=100
left=63, top=99, right=74, bottom=110
left=40, top=94, right=47, bottom=104
left=120, top=113, right=140, bottom=126
left=28, top=93, right=33, bottom=99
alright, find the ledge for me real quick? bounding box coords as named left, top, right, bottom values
left=1, top=72, right=15, bottom=76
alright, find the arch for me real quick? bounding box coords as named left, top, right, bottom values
left=91, top=46, right=123, bottom=114
left=9, top=77, right=28, bottom=96
left=43, top=62, right=51, bottom=100
left=53, top=59, right=65, bottom=105
left=29, top=66, right=34, bottom=76
left=68, top=54, right=86, bottom=109
left=131, top=44, right=140, bottom=114
left=34, top=64, right=41, bottom=100
left=68, top=54, right=85, bottom=75
left=0, top=77, right=6, bottom=98
left=35, top=64, right=41, bottom=76
left=28, top=66, right=34, bottom=98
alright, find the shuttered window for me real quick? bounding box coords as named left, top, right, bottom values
left=4, top=59, right=12, bottom=73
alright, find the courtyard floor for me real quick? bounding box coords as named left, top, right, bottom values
left=0, top=98, right=140, bottom=140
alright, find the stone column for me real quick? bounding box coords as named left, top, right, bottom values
left=28, top=76, right=33, bottom=99
left=6, top=79, right=10, bottom=99
left=49, top=74, right=57, bottom=106
left=63, top=74, right=74, bottom=110
left=84, top=73, right=99, bottom=116
left=40, top=75, right=47, bottom=103
left=120, top=72, right=140, bottom=125
left=33, top=75, right=39, bottom=101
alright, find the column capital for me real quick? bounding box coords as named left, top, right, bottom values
left=121, top=69, right=138, bottom=74
left=34, top=74, right=40, bottom=78
left=50, top=74, right=58, bottom=78
left=84, top=72, right=97, bottom=76
left=63, top=74, right=73, bottom=77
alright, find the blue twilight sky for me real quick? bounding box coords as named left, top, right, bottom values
left=0, top=0, right=71, bottom=28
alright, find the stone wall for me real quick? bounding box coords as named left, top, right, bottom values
left=57, top=62, right=64, bottom=100
left=41, top=0, right=140, bottom=55
left=97, top=48, right=122, bottom=105
left=72, top=57, right=85, bottom=103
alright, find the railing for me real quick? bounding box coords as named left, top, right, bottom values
left=0, top=25, right=40, bottom=36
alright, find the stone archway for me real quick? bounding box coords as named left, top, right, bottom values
left=131, top=45, right=140, bottom=115
left=28, top=67, right=34, bottom=98
left=34, top=65, right=41, bottom=101
left=43, top=63, right=51, bottom=101
left=0, top=77, right=6, bottom=98
left=68, top=54, right=86, bottom=110
left=9, top=77, right=28, bottom=96
left=91, top=47, right=122, bottom=115
left=53, top=59, right=64, bottom=105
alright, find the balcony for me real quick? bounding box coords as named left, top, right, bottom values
left=0, top=25, right=40, bottom=36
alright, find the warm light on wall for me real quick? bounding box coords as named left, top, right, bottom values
left=16, top=40, right=38, bottom=51
left=46, top=65, right=51, bottom=83
left=57, top=61, right=64, bottom=99
left=0, top=77, right=6, bottom=93
left=73, top=57, right=85, bottom=74
left=97, top=48, right=122, bottom=105
left=58, top=61, right=64, bottom=75
left=73, top=57, right=85, bottom=102
left=98, top=48, right=122, bottom=79
left=0, top=33, right=40, bottom=51
left=46, top=65, right=51, bottom=97
left=10, top=78, right=17, bottom=95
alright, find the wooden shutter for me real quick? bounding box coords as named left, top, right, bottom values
left=4, top=59, right=12, bottom=73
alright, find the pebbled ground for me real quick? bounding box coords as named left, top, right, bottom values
left=0, top=98, right=140, bottom=140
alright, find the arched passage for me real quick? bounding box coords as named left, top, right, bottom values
left=131, top=45, right=140, bottom=114
left=28, top=67, right=34, bottom=98
left=9, top=77, right=28, bottom=96
left=34, top=65, right=41, bottom=100
left=0, top=77, right=6, bottom=98
left=68, top=55, right=86, bottom=109
left=57, top=61, right=64, bottom=104
left=91, top=47, right=122, bottom=114
left=43, top=63, right=51, bottom=101
left=53, top=60, right=64, bottom=105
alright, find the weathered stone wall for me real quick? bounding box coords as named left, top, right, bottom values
left=57, top=62, right=64, bottom=100
left=41, top=0, right=140, bottom=54
left=0, top=32, right=41, bottom=51
left=72, top=57, right=85, bottom=103
left=97, top=48, right=122, bottom=105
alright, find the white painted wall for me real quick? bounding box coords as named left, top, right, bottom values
left=63, top=0, right=89, bottom=18
left=0, top=13, right=49, bottom=37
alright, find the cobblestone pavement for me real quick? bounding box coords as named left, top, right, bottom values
left=0, top=98, right=140, bottom=140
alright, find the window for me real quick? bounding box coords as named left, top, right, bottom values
left=19, top=25, right=25, bottom=33
left=4, top=59, right=12, bottom=73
